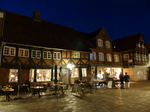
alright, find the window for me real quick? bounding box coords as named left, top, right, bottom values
left=53, top=52, right=61, bottom=60
left=3, top=46, right=15, bottom=56
left=43, top=51, right=51, bottom=59
left=123, top=54, right=129, bottom=61
left=9, top=69, right=18, bottom=82
left=135, top=53, right=138, bottom=60
left=99, top=53, right=104, bottom=61
left=18, top=48, right=29, bottom=57
left=30, top=69, right=51, bottom=82
left=74, top=52, right=80, bottom=58
left=71, top=68, right=79, bottom=78
left=90, top=52, right=96, bottom=60
left=98, top=39, right=103, bottom=47
left=139, top=54, right=141, bottom=61
left=107, top=54, right=112, bottom=62
left=138, top=43, right=140, bottom=47
left=142, top=54, right=145, bottom=61
left=31, top=50, right=41, bottom=59
left=144, top=55, right=147, bottom=61
left=82, top=68, right=87, bottom=77
left=114, top=54, right=119, bottom=62
left=106, top=41, right=110, bottom=49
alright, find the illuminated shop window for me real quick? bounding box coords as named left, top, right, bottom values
left=43, top=51, right=51, bottom=59
left=3, top=46, right=15, bottom=56
left=82, top=68, right=87, bottom=77
left=98, top=39, right=103, bottom=47
left=30, top=69, right=51, bottom=82
left=18, top=48, right=29, bottom=57
left=9, top=69, right=18, bottom=82
left=71, top=68, right=79, bottom=78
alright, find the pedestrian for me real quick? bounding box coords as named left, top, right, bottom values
left=119, top=72, right=124, bottom=89
left=124, top=72, right=130, bottom=89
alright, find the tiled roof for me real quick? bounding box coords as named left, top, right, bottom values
left=1, top=10, right=91, bottom=52
left=113, top=33, right=142, bottom=52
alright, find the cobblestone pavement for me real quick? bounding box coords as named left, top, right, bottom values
left=1, top=81, right=150, bottom=112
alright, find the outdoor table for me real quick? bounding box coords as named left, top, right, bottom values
left=58, top=85, right=67, bottom=94
left=20, top=84, right=29, bottom=93
left=30, top=86, right=44, bottom=98
left=2, top=88, right=14, bottom=101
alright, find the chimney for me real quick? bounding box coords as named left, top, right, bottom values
left=33, top=11, right=41, bottom=22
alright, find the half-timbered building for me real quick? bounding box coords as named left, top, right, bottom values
left=113, top=33, right=149, bottom=81
left=0, top=10, right=91, bottom=90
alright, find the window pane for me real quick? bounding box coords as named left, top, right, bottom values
left=9, top=69, right=18, bottom=82
left=82, top=68, right=87, bottom=77
left=71, top=68, right=79, bottom=78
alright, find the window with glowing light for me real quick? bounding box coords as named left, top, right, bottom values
left=114, top=54, right=119, bottom=62
left=3, top=46, right=15, bottom=56
left=106, top=41, right=110, bottom=49
left=74, top=52, right=80, bottom=58
left=29, top=69, right=51, bottom=82
left=9, top=69, right=18, bottom=82
left=99, top=53, right=104, bottom=61
left=71, top=68, right=79, bottom=78
left=90, top=52, right=96, bottom=60
left=98, top=39, right=103, bottom=47
left=107, top=54, right=112, bottom=62
left=82, top=68, right=87, bottom=77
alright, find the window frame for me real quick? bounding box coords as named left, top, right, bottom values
left=3, top=46, right=16, bottom=56
left=53, top=52, right=61, bottom=60
left=18, top=48, right=29, bottom=58
left=107, top=53, right=112, bottom=62
left=99, top=53, right=104, bottom=61
left=114, top=54, right=119, bottom=62
left=90, top=52, right=96, bottom=60
left=106, top=41, right=111, bottom=49
left=98, top=39, right=103, bottom=47
left=43, top=51, right=51, bottom=59
left=74, top=52, right=80, bottom=58
left=9, top=69, right=18, bottom=82
left=31, top=50, right=41, bottom=59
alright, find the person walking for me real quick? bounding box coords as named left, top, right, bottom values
left=124, top=72, right=130, bottom=89
left=119, top=72, right=124, bottom=89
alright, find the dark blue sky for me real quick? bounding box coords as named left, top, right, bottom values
left=1, top=0, right=150, bottom=43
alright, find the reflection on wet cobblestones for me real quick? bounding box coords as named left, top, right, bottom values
left=1, top=81, right=150, bottom=112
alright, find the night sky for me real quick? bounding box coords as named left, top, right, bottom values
left=1, top=0, right=150, bottom=43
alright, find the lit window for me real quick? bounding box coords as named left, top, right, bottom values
left=9, top=69, right=18, bottom=82
left=99, top=53, right=104, bottom=61
left=107, top=54, right=112, bottom=62
left=71, top=68, right=79, bottom=78
left=53, top=52, right=61, bottom=60
left=3, top=46, right=15, bottom=56
left=74, top=52, right=80, bottom=58
left=82, top=68, right=87, bottom=77
left=31, top=50, right=41, bottom=59
left=98, top=39, right=103, bottom=47
left=43, top=51, right=51, bottom=59
left=142, top=54, right=145, bottom=61
left=29, top=69, right=51, bottom=82
left=106, top=41, right=110, bottom=49
left=138, top=43, right=141, bottom=47
left=139, top=54, right=141, bottom=61
left=123, top=54, right=129, bottom=61
left=18, top=48, right=29, bottom=57
left=114, top=54, right=119, bottom=62
left=90, top=52, right=96, bottom=60
left=135, top=53, right=138, bottom=60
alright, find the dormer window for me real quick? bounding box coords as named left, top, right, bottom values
left=98, top=39, right=103, bottom=47
left=138, top=43, right=141, bottom=47
left=106, top=41, right=110, bottom=49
